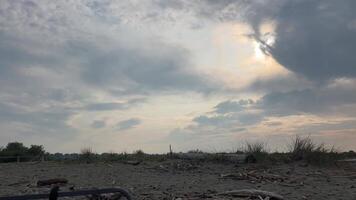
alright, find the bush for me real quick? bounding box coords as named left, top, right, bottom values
left=80, top=147, right=95, bottom=163
left=244, top=141, right=269, bottom=163
left=288, top=135, right=339, bottom=165
left=3, top=142, right=28, bottom=156
left=0, top=142, right=46, bottom=162
left=132, top=149, right=145, bottom=160
left=28, top=145, right=45, bottom=156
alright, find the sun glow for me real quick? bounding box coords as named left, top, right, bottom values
left=254, top=41, right=266, bottom=60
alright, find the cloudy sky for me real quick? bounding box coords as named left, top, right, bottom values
left=1, top=0, right=356, bottom=153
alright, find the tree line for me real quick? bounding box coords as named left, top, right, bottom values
left=0, top=142, right=45, bottom=162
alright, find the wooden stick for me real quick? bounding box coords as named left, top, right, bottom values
left=37, top=178, right=68, bottom=186
left=218, top=189, right=284, bottom=200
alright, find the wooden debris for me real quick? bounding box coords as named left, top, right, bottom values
left=218, top=189, right=284, bottom=200
left=37, top=178, right=68, bottom=187
left=220, top=171, right=286, bottom=183
left=8, top=180, right=30, bottom=186
left=124, top=160, right=141, bottom=165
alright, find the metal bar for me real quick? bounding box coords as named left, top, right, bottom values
left=0, top=188, right=132, bottom=200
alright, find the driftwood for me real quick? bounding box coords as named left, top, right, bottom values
left=8, top=181, right=30, bottom=186
left=218, top=189, right=284, bottom=200
left=221, top=171, right=286, bottom=183
left=124, top=160, right=141, bottom=165
left=0, top=187, right=132, bottom=200
left=37, top=178, right=68, bottom=186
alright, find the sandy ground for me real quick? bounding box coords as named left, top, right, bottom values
left=0, top=160, right=355, bottom=199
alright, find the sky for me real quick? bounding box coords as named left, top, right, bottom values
left=0, top=0, right=356, bottom=153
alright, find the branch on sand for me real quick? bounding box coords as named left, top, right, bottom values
left=218, top=189, right=284, bottom=200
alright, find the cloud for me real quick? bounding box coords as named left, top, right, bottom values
left=0, top=102, right=75, bottom=135
left=0, top=0, right=223, bottom=145
left=198, top=0, right=356, bottom=81
left=295, top=120, right=356, bottom=134
left=258, top=79, right=356, bottom=116
left=264, top=121, right=282, bottom=127
left=213, top=99, right=253, bottom=114
left=265, top=0, right=356, bottom=81
left=1, top=0, right=356, bottom=152
left=78, top=39, right=218, bottom=94
left=173, top=77, right=356, bottom=140
left=84, top=103, right=125, bottom=111
left=189, top=98, right=263, bottom=133
left=91, top=120, right=106, bottom=129
left=116, top=118, right=141, bottom=131
left=157, top=0, right=356, bottom=82
left=0, top=0, right=222, bottom=97
left=193, top=115, right=234, bottom=128
left=247, top=74, right=314, bottom=93
left=60, top=0, right=356, bottom=90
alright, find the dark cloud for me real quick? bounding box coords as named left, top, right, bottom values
left=116, top=118, right=141, bottom=131
left=267, top=0, right=356, bottom=81
left=0, top=32, right=62, bottom=84
left=214, top=99, right=253, bottom=114
left=78, top=39, right=216, bottom=93
left=0, top=102, right=74, bottom=135
left=296, top=120, right=356, bottom=134
left=206, top=0, right=356, bottom=82
left=91, top=120, right=106, bottom=129
left=175, top=0, right=356, bottom=82
left=193, top=111, right=263, bottom=128
left=0, top=32, right=219, bottom=99
left=193, top=115, right=233, bottom=128
left=192, top=98, right=263, bottom=129
left=258, top=80, right=356, bottom=116
left=83, top=98, right=145, bottom=111
left=84, top=102, right=125, bottom=111
left=258, top=89, right=318, bottom=116
left=237, top=112, right=264, bottom=126
left=247, top=74, right=313, bottom=93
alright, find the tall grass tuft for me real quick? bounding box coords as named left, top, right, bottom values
left=288, top=135, right=338, bottom=165
left=80, top=147, right=95, bottom=163
left=244, top=141, right=269, bottom=163
left=133, top=149, right=145, bottom=159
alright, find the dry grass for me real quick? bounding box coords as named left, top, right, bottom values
left=245, top=141, right=268, bottom=154
left=244, top=141, right=269, bottom=163
left=288, top=135, right=339, bottom=165
left=80, top=147, right=95, bottom=163
left=43, top=137, right=349, bottom=166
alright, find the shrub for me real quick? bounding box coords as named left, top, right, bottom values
left=132, top=149, right=145, bottom=160
left=27, top=145, right=45, bottom=156
left=288, top=135, right=339, bottom=165
left=244, top=141, right=269, bottom=163
left=289, top=135, right=315, bottom=161
left=0, top=142, right=46, bottom=162
left=245, top=141, right=267, bottom=154
left=80, top=147, right=95, bottom=163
